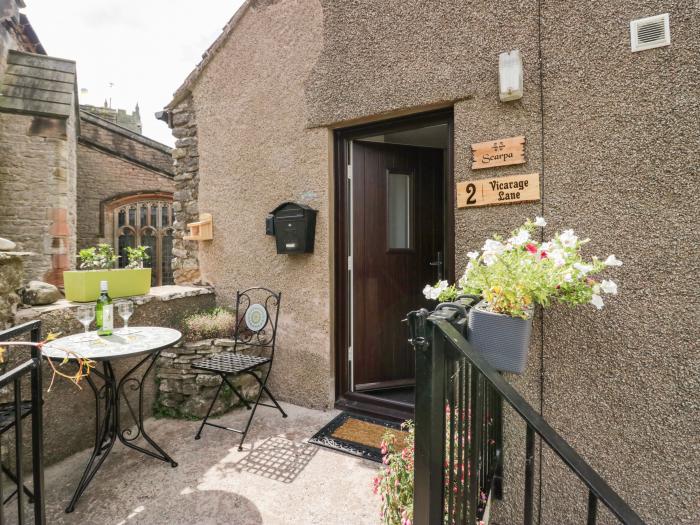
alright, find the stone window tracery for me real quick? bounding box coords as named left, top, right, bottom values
left=107, top=195, right=174, bottom=286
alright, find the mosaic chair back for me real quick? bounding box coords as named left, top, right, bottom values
left=231, top=287, right=282, bottom=358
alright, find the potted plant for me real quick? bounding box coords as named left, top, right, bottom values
left=63, top=244, right=152, bottom=302
left=423, top=218, right=622, bottom=373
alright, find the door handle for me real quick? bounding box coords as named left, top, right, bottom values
left=429, top=251, right=443, bottom=281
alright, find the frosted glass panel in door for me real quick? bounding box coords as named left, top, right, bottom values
left=387, top=172, right=411, bottom=249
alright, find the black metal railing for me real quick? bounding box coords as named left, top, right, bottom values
left=409, top=307, right=645, bottom=525
left=0, top=321, right=46, bottom=525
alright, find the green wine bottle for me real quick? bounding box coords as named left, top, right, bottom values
left=96, top=280, right=113, bottom=336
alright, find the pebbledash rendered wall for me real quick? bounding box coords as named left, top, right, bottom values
left=167, top=0, right=699, bottom=522
left=170, top=0, right=332, bottom=409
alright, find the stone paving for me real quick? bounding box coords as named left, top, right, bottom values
left=32, top=403, right=379, bottom=525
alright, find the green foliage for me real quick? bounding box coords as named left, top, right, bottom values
left=78, top=243, right=118, bottom=270
left=152, top=403, right=199, bottom=421
left=125, top=245, right=150, bottom=269
left=182, top=307, right=237, bottom=342
left=424, top=218, right=622, bottom=318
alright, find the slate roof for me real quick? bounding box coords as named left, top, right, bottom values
left=0, top=50, right=76, bottom=119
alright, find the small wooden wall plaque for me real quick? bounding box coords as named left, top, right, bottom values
left=471, top=136, right=525, bottom=170
left=457, top=173, right=540, bottom=208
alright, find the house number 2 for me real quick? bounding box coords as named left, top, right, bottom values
left=465, top=183, right=477, bottom=205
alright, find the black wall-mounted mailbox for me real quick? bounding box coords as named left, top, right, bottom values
left=267, top=202, right=317, bottom=254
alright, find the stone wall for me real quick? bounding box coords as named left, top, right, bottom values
left=0, top=251, right=26, bottom=329
left=156, top=338, right=256, bottom=418
left=169, top=96, right=202, bottom=285
left=0, top=109, right=78, bottom=284
left=78, top=112, right=173, bottom=175
left=76, top=117, right=175, bottom=250
left=12, top=285, right=215, bottom=466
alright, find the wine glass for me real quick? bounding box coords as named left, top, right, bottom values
left=76, top=304, right=95, bottom=341
left=118, top=301, right=134, bottom=334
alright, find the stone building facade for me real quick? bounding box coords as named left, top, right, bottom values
left=161, top=1, right=698, bottom=523
left=0, top=0, right=174, bottom=290
left=0, top=12, right=78, bottom=284
left=76, top=109, right=175, bottom=285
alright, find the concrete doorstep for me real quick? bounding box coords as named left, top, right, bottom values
left=10, top=403, right=380, bottom=525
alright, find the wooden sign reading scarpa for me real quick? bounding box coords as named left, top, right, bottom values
left=471, top=136, right=525, bottom=170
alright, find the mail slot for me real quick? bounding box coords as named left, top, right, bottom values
left=267, top=202, right=317, bottom=254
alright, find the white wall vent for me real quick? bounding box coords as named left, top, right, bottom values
left=630, top=14, right=670, bottom=52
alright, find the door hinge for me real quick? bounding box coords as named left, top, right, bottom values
left=347, top=255, right=352, bottom=271
left=348, top=345, right=353, bottom=362
left=347, top=163, right=352, bottom=180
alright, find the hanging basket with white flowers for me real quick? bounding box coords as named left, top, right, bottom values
left=423, top=217, right=622, bottom=373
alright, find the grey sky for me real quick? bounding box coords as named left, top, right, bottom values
left=23, top=1, right=245, bottom=146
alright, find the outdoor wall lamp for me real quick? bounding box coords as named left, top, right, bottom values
left=498, top=50, right=523, bottom=102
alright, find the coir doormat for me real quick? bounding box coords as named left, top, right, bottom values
left=308, top=412, right=408, bottom=463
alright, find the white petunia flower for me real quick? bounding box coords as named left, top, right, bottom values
left=600, top=279, right=618, bottom=295
left=558, top=229, right=578, bottom=248
left=539, top=241, right=552, bottom=252
left=422, top=284, right=434, bottom=300
left=563, top=272, right=573, bottom=282
left=573, top=262, right=593, bottom=275
left=458, top=271, right=469, bottom=288
left=534, top=216, right=547, bottom=227
left=604, top=255, right=623, bottom=267
left=483, top=253, right=498, bottom=266
left=590, top=294, right=604, bottom=309
left=426, top=280, right=449, bottom=299
left=549, top=249, right=566, bottom=267
left=482, top=239, right=504, bottom=253
left=467, top=251, right=479, bottom=260
left=508, top=229, right=530, bottom=246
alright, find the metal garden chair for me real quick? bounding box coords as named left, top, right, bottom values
left=192, top=287, right=287, bottom=450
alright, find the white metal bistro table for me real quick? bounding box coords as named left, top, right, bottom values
left=42, top=326, right=182, bottom=513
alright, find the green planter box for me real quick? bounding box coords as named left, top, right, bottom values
left=63, top=268, right=151, bottom=302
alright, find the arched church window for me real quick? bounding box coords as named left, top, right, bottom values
left=110, top=197, right=174, bottom=286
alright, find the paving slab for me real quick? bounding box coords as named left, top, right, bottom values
left=30, top=403, right=380, bottom=525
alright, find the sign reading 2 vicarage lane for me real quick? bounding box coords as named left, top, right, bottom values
left=457, top=173, right=540, bottom=208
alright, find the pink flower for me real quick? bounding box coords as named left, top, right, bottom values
left=525, top=243, right=537, bottom=254
left=380, top=440, right=388, bottom=455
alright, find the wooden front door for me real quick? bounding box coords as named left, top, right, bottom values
left=352, top=141, right=444, bottom=390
